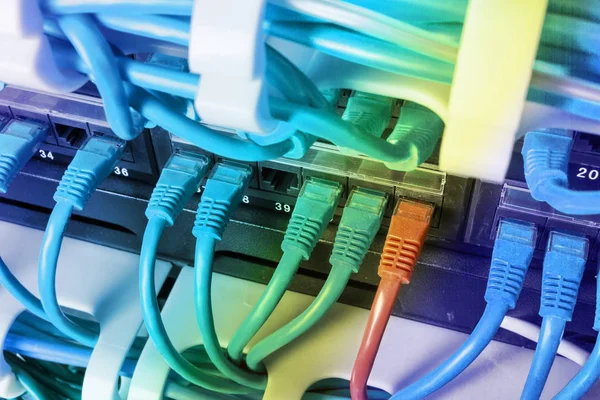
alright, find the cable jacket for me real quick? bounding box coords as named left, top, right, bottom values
left=0, top=257, right=47, bottom=320
left=194, top=238, right=268, bottom=389
left=245, top=265, right=353, bottom=372
left=350, top=278, right=401, bottom=400
left=521, top=317, right=567, bottom=400
left=227, top=251, right=304, bottom=364
left=555, top=337, right=600, bottom=399
left=43, top=0, right=194, bottom=16
left=390, top=302, right=509, bottom=400
left=139, top=217, right=249, bottom=394
left=38, top=202, right=99, bottom=347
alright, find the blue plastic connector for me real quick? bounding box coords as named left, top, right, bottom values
left=146, top=152, right=210, bottom=226
left=53, top=136, right=125, bottom=210
left=281, top=178, right=343, bottom=259
left=522, top=130, right=571, bottom=202
left=192, top=162, right=253, bottom=240
left=539, top=232, right=588, bottom=321
left=329, top=188, right=387, bottom=273
left=0, top=119, right=48, bottom=193
left=484, top=219, right=537, bottom=309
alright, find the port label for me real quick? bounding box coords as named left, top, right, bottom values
left=275, top=202, right=291, bottom=213
left=113, top=166, right=129, bottom=177
left=576, top=166, right=600, bottom=181
left=39, top=149, right=54, bottom=160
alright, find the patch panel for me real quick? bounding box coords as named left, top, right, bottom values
left=168, top=135, right=468, bottom=241
left=0, top=86, right=159, bottom=187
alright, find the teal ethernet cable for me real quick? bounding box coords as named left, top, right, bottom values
left=192, top=163, right=270, bottom=389
left=390, top=219, right=537, bottom=400
left=38, top=136, right=125, bottom=348
left=244, top=187, right=387, bottom=372
left=5, top=354, right=57, bottom=400
left=522, top=130, right=600, bottom=215
left=265, top=21, right=455, bottom=84
left=384, top=101, right=444, bottom=171
left=139, top=154, right=252, bottom=394
left=521, top=232, right=588, bottom=400
left=57, top=14, right=142, bottom=141
left=555, top=273, right=600, bottom=399
left=227, top=178, right=343, bottom=365
left=341, top=92, right=393, bottom=146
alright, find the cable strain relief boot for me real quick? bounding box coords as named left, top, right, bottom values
left=378, top=200, right=434, bottom=283
left=329, top=188, right=387, bottom=273
left=53, top=136, right=124, bottom=210
left=484, top=219, right=537, bottom=309
left=521, top=130, right=572, bottom=202
left=384, top=102, right=443, bottom=172
left=539, top=231, right=588, bottom=321
left=0, top=119, right=48, bottom=193
left=192, top=162, right=252, bottom=240
left=281, top=178, right=342, bottom=259
left=146, top=152, right=210, bottom=226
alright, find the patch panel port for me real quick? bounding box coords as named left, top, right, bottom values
left=259, top=162, right=302, bottom=196
left=54, top=122, right=88, bottom=149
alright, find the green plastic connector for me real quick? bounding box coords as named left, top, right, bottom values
left=340, top=91, right=394, bottom=156
left=384, top=102, right=444, bottom=171
left=329, top=188, right=387, bottom=273
left=192, top=162, right=253, bottom=240
left=0, top=119, right=48, bottom=193
left=321, top=88, right=341, bottom=108
left=281, top=178, right=343, bottom=259
left=146, top=152, right=210, bottom=226
left=54, top=136, right=125, bottom=210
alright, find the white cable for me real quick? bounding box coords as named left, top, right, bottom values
left=500, top=316, right=590, bottom=367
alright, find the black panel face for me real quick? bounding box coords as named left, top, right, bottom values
left=0, top=87, right=597, bottom=349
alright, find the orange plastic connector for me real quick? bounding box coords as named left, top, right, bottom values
left=378, top=200, right=434, bottom=283
left=350, top=200, right=434, bottom=400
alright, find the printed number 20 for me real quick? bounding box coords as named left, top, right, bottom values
left=576, top=167, right=600, bottom=180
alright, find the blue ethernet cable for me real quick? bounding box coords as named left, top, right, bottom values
left=0, top=120, right=50, bottom=320
left=96, top=14, right=190, bottom=46
left=139, top=154, right=252, bottom=394
left=521, top=232, right=588, bottom=400
left=38, top=136, right=125, bottom=348
left=192, top=163, right=269, bottom=389
left=522, top=130, right=600, bottom=215
left=42, top=0, right=194, bottom=16
left=555, top=270, right=600, bottom=400
left=58, top=14, right=141, bottom=141
left=390, top=219, right=537, bottom=400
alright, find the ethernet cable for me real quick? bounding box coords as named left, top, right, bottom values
left=42, top=0, right=195, bottom=16
left=38, top=136, right=125, bottom=347
left=139, top=154, right=252, bottom=394
left=192, top=163, right=272, bottom=390
left=384, top=101, right=443, bottom=171
left=350, top=200, right=434, bottom=400
left=57, top=14, right=142, bottom=141
left=390, top=218, right=537, bottom=400
left=522, top=130, right=600, bottom=215
left=244, top=187, right=388, bottom=372
left=227, top=178, right=342, bottom=364
left=521, top=232, right=588, bottom=400
left=0, top=119, right=48, bottom=193
left=554, top=271, right=600, bottom=399
left=4, top=354, right=56, bottom=400
left=340, top=92, right=393, bottom=155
